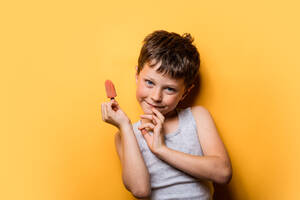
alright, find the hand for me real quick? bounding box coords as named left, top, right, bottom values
left=138, top=107, right=166, bottom=154
left=101, top=99, right=131, bottom=129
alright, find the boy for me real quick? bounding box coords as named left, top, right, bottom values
left=101, top=30, right=232, bottom=199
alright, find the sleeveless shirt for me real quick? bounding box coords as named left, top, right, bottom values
left=132, top=107, right=213, bottom=200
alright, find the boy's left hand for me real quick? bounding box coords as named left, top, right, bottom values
left=138, top=107, right=166, bottom=155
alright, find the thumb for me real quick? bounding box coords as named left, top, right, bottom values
left=110, top=99, right=120, bottom=111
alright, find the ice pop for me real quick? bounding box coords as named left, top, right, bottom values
left=105, top=80, right=117, bottom=100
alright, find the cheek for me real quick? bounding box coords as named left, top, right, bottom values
left=164, top=95, right=182, bottom=105
left=136, top=84, right=147, bottom=100
left=165, top=96, right=178, bottom=103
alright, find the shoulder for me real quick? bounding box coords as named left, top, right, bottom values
left=189, top=106, right=227, bottom=156
left=190, top=105, right=214, bottom=122
left=190, top=105, right=209, bottom=113
left=189, top=105, right=217, bottom=134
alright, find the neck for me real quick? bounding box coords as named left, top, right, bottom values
left=164, top=109, right=178, bottom=120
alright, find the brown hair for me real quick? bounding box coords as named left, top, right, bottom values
left=137, top=30, right=200, bottom=90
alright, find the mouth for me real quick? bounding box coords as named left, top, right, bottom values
left=145, top=101, right=165, bottom=109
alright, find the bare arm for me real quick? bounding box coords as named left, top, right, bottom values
left=101, top=100, right=151, bottom=198
left=154, top=106, right=232, bottom=184
left=114, top=123, right=151, bottom=198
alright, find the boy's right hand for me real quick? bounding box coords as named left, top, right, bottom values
left=101, top=99, right=131, bottom=129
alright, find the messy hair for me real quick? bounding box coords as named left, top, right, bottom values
left=137, top=30, right=200, bottom=90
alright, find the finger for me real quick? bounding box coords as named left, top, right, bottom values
left=138, top=125, right=154, bottom=134
left=151, top=107, right=165, bottom=123
left=104, top=102, right=109, bottom=120
left=111, top=99, right=119, bottom=106
left=107, top=100, right=118, bottom=112
left=111, top=101, right=119, bottom=111
left=142, top=130, right=152, bottom=144
left=151, top=112, right=163, bottom=126
left=101, top=103, right=105, bottom=121
left=140, top=114, right=157, bottom=125
left=138, top=123, right=155, bottom=130
left=140, top=114, right=153, bottom=120
left=140, top=128, right=151, bottom=137
left=101, top=103, right=107, bottom=121
left=152, top=115, right=162, bottom=129
left=141, top=129, right=148, bottom=135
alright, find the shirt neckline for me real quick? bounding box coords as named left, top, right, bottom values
left=164, top=107, right=181, bottom=139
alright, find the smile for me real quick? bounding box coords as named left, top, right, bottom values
left=145, top=101, right=164, bottom=109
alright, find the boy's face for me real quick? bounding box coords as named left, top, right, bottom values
left=135, top=61, right=187, bottom=116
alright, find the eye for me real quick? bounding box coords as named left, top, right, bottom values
left=145, top=79, right=154, bottom=86
left=166, top=87, right=176, bottom=92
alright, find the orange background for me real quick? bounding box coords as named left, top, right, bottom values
left=1, top=0, right=299, bottom=199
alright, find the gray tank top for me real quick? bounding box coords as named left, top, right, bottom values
left=132, top=107, right=213, bottom=200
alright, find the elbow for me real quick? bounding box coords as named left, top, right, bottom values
left=216, top=165, right=232, bottom=185
left=220, top=169, right=232, bottom=184
left=131, top=187, right=151, bottom=199
left=122, top=174, right=151, bottom=198
left=123, top=179, right=151, bottom=199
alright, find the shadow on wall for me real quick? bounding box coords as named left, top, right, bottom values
left=178, top=73, right=236, bottom=200
left=213, top=183, right=234, bottom=200
left=177, top=73, right=201, bottom=109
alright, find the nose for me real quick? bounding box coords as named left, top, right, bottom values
left=151, top=88, right=162, bottom=102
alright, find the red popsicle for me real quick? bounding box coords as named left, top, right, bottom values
left=105, top=80, right=117, bottom=100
